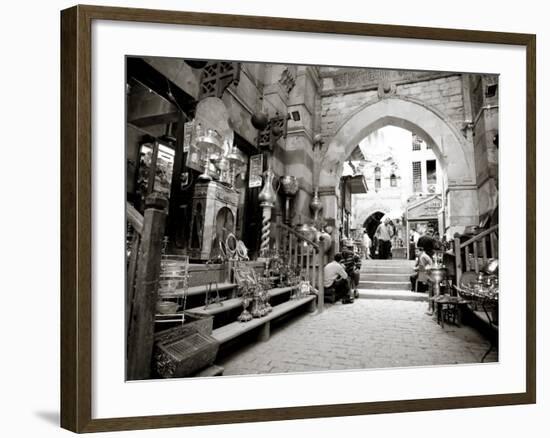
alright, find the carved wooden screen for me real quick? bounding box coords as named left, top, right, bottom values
left=198, top=62, right=241, bottom=100
left=257, top=114, right=287, bottom=150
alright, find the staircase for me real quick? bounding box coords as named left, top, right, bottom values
left=358, top=259, right=427, bottom=301
left=359, top=259, right=414, bottom=290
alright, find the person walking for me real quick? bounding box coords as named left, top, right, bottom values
left=375, top=218, right=393, bottom=259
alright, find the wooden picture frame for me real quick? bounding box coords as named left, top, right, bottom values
left=60, top=4, right=536, bottom=433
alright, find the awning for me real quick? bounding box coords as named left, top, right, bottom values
left=348, top=174, right=368, bottom=194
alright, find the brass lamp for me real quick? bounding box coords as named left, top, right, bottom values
left=195, top=127, right=223, bottom=180
left=280, top=175, right=299, bottom=225
left=226, top=145, right=246, bottom=187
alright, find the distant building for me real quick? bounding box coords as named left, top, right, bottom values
left=349, top=127, right=440, bottom=233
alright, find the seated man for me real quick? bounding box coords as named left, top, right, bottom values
left=341, top=239, right=361, bottom=299
left=410, top=239, right=434, bottom=292
left=323, top=253, right=353, bottom=304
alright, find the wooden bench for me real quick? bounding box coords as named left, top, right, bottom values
left=159, top=282, right=238, bottom=298
left=187, top=285, right=300, bottom=316
left=212, top=295, right=317, bottom=344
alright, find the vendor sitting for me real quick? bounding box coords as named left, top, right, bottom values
left=410, top=238, right=434, bottom=292
left=324, top=253, right=353, bottom=304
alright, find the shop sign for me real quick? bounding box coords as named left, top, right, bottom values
left=407, top=195, right=442, bottom=219
left=249, top=154, right=263, bottom=188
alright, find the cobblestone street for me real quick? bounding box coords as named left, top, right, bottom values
left=219, top=298, right=497, bottom=376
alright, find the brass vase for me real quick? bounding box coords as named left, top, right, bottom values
left=310, top=188, right=323, bottom=223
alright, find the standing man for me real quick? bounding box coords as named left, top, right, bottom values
left=375, top=218, right=393, bottom=260
left=341, top=239, right=362, bottom=300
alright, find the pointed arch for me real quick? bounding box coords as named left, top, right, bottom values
left=319, top=97, right=475, bottom=190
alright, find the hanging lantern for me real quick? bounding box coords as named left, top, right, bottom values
left=271, top=124, right=283, bottom=137
left=251, top=111, right=269, bottom=130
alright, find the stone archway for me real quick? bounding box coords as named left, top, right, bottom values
left=363, top=211, right=385, bottom=240
left=318, top=97, right=479, bottom=235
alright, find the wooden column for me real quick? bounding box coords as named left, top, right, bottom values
left=317, top=239, right=326, bottom=312
left=127, top=194, right=168, bottom=381
left=454, top=236, right=462, bottom=286
left=258, top=321, right=271, bottom=342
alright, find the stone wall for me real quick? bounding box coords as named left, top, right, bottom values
left=130, top=59, right=498, bottom=240
left=320, top=73, right=465, bottom=141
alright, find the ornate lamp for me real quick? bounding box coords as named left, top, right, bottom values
left=251, top=111, right=269, bottom=131
left=280, top=175, right=299, bottom=226
left=225, top=145, right=246, bottom=187
left=195, top=127, right=223, bottom=181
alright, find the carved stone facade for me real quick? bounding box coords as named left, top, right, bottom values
left=128, top=57, right=498, bottom=252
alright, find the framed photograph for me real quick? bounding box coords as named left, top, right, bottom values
left=61, top=4, right=536, bottom=433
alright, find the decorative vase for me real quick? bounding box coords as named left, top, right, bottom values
left=310, top=188, right=323, bottom=223
left=258, top=169, right=279, bottom=207
left=317, top=228, right=333, bottom=252
left=296, top=222, right=317, bottom=242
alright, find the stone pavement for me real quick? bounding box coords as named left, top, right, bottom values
left=219, top=298, right=497, bottom=376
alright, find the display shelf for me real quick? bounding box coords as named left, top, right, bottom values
left=186, top=285, right=300, bottom=316
left=212, top=295, right=316, bottom=344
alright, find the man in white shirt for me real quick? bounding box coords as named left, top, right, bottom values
left=375, top=218, right=393, bottom=259
left=323, top=253, right=352, bottom=304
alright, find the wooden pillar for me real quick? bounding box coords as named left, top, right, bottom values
left=317, top=239, right=326, bottom=312
left=126, top=232, right=140, bottom=336
left=454, top=236, right=462, bottom=286
left=258, top=321, right=271, bottom=342
left=127, top=194, right=168, bottom=381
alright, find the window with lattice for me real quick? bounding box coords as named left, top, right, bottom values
left=198, top=62, right=240, bottom=100
left=412, top=161, right=422, bottom=192
left=412, top=134, right=422, bottom=151
left=374, top=166, right=381, bottom=190
left=390, top=173, right=397, bottom=187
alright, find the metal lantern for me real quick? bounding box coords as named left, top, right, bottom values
left=226, top=146, right=246, bottom=188
left=280, top=175, right=299, bottom=226
left=251, top=111, right=269, bottom=131
left=196, top=128, right=223, bottom=180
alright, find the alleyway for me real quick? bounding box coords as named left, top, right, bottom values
left=219, top=298, right=497, bottom=376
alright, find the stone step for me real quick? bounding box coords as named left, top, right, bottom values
left=358, top=280, right=411, bottom=290
left=357, top=289, right=428, bottom=302
left=362, top=260, right=415, bottom=267
left=360, top=273, right=411, bottom=282
left=360, top=266, right=413, bottom=274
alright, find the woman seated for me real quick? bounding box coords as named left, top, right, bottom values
left=410, top=239, right=434, bottom=292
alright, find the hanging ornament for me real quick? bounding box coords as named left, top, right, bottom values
left=251, top=111, right=269, bottom=131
